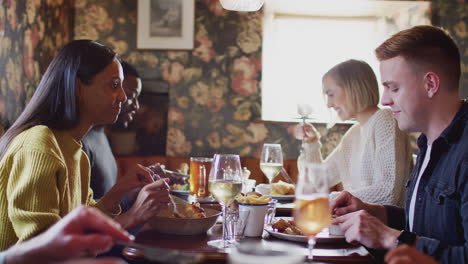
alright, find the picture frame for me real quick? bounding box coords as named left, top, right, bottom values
left=137, top=0, right=195, bottom=50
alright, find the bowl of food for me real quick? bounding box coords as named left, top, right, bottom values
left=148, top=203, right=221, bottom=235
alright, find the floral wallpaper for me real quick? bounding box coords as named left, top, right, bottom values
left=0, top=0, right=464, bottom=160
left=432, top=0, right=468, bottom=98
left=73, top=0, right=467, bottom=159
left=0, top=0, right=73, bottom=132
left=73, top=0, right=351, bottom=159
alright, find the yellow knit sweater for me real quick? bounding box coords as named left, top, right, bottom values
left=0, top=125, right=118, bottom=250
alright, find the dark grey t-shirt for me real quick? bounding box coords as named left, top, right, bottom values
left=82, top=127, right=117, bottom=200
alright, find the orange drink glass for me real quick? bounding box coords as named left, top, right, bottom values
left=293, top=163, right=330, bottom=261
left=189, top=157, right=213, bottom=198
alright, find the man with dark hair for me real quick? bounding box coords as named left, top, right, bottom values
left=331, top=25, right=467, bottom=263
left=116, top=61, right=142, bottom=129
left=82, top=60, right=142, bottom=199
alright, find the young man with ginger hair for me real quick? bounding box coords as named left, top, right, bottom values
left=331, top=25, right=467, bottom=264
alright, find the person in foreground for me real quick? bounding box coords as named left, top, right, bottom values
left=296, top=59, right=412, bottom=206
left=82, top=61, right=143, bottom=200
left=0, top=206, right=131, bottom=264
left=331, top=25, right=466, bottom=263
left=0, top=40, right=170, bottom=250
left=385, top=245, right=439, bottom=264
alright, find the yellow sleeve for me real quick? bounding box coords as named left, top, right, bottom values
left=7, top=150, right=63, bottom=243
left=87, top=190, right=121, bottom=218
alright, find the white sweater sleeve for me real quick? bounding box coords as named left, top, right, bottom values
left=348, top=112, right=410, bottom=206
left=298, top=139, right=343, bottom=188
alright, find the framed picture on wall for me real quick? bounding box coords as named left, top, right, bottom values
left=137, top=0, right=195, bottom=50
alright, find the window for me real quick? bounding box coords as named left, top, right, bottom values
left=262, top=0, right=430, bottom=123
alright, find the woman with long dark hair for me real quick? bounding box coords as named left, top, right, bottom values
left=0, top=40, right=170, bottom=250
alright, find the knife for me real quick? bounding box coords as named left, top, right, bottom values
left=117, top=241, right=204, bottom=264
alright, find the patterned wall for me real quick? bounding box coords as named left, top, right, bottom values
left=74, top=0, right=467, bottom=159
left=433, top=0, right=468, bottom=98
left=0, top=0, right=74, bottom=133
left=0, top=0, right=465, bottom=160
left=73, top=0, right=364, bottom=159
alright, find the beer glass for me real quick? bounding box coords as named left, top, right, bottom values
left=189, top=157, right=213, bottom=199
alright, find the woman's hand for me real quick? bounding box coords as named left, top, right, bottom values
left=100, top=164, right=154, bottom=212
left=148, top=163, right=188, bottom=185
left=115, top=164, right=155, bottom=195
left=4, top=206, right=132, bottom=264
left=115, top=178, right=171, bottom=229
left=293, top=123, right=320, bottom=143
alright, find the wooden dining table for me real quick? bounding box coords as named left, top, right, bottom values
left=122, top=200, right=375, bottom=264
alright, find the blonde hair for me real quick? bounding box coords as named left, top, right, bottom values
left=323, top=59, right=379, bottom=113
left=375, top=25, right=460, bottom=90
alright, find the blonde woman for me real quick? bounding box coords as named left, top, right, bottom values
left=297, top=59, right=412, bottom=206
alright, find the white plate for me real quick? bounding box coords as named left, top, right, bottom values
left=170, top=189, right=189, bottom=194
left=265, top=224, right=345, bottom=244
left=170, top=189, right=189, bottom=199
left=268, top=195, right=295, bottom=202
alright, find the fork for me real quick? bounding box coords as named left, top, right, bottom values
left=148, top=166, right=183, bottom=218
left=170, top=195, right=183, bottom=218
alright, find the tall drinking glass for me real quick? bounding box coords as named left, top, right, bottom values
left=260, top=144, right=283, bottom=189
left=207, top=154, right=243, bottom=249
left=293, top=163, right=331, bottom=261
left=189, top=157, right=213, bottom=199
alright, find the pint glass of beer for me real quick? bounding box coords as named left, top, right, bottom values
left=189, top=157, right=213, bottom=198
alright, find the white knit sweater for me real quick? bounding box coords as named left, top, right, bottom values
left=298, top=108, right=412, bottom=206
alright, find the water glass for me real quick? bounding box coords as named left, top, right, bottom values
left=242, top=179, right=256, bottom=194
left=264, top=199, right=278, bottom=225
left=207, top=154, right=243, bottom=250
left=226, top=209, right=250, bottom=242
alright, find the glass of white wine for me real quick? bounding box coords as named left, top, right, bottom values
left=260, top=144, right=283, bottom=191
left=293, top=163, right=331, bottom=261
left=207, top=154, right=243, bottom=249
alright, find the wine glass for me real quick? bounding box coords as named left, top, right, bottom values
left=260, top=144, right=283, bottom=190
left=293, top=163, right=331, bottom=261
left=207, top=154, right=243, bottom=249
left=297, top=103, right=314, bottom=152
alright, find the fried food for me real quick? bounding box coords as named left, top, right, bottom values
left=271, top=218, right=290, bottom=232
left=177, top=163, right=189, bottom=175
left=236, top=192, right=272, bottom=204
left=183, top=202, right=206, bottom=219
left=271, top=180, right=295, bottom=195
left=170, top=183, right=188, bottom=191
left=158, top=202, right=206, bottom=219
left=271, top=218, right=303, bottom=235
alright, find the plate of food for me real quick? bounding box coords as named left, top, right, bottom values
left=256, top=181, right=295, bottom=202
left=170, top=184, right=189, bottom=200
left=269, top=194, right=295, bottom=202
left=265, top=218, right=345, bottom=244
